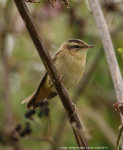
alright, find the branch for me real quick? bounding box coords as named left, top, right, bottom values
left=14, top=0, right=89, bottom=149
left=89, top=0, right=123, bottom=119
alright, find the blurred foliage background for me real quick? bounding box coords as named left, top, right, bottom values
left=0, top=0, right=123, bottom=149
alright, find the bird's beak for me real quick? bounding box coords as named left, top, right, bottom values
left=86, top=45, right=95, bottom=48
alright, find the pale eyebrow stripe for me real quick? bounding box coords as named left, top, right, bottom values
left=67, top=39, right=84, bottom=44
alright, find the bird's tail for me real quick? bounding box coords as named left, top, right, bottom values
left=22, top=91, right=36, bottom=109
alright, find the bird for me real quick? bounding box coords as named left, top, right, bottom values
left=22, top=39, right=94, bottom=109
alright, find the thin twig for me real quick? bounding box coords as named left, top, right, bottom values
left=47, top=117, right=52, bottom=137
left=32, top=118, right=43, bottom=131
left=29, top=136, right=61, bottom=149
left=14, top=0, right=89, bottom=149
left=117, top=125, right=123, bottom=150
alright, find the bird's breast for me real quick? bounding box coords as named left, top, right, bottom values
left=55, top=51, right=86, bottom=90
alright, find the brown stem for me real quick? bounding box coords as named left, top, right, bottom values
left=89, top=0, right=123, bottom=149
left=14, top=0, right=89, bottom=149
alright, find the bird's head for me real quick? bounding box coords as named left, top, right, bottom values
left=59, top=39, right=94, bottom=55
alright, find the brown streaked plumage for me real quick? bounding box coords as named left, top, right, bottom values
left=22, top=39, right=94, bottom=109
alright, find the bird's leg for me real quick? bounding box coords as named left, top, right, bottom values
left=57, top=75, right=64, bottom=83
left=49, top=75, right=63, bottom=87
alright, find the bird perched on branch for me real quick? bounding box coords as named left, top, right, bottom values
left=22, top=39, right=94, bottom=109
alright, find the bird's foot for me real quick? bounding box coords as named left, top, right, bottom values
left=71, top=102, right=78, bottom=116
left=57, top=75, right=64, bottom=83
left=63, top=102, right=78, bottom=116
left=49, top=75, right=63, bottom=87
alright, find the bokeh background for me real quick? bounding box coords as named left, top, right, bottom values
left=0, top=0, right=123, bottom=149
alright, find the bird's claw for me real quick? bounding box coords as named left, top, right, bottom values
left=49, top=75, right=63, bottom=87
left=71, top=102, right=78, bottom=116
left=57, top=75, right=64, bottom=84
left=63, top=102, right=78, bottom=116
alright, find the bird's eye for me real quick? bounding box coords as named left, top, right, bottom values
left=75, top=45, right=79, bottom=48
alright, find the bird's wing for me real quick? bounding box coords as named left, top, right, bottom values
left=35, top=70, right=48, bottom=97
left=34, top=50, right=62, bottom=98
left=22, top=71, right=48, bottom=104
left=22, top=50, right=62, bottom=105
left=22, top=91, right=36, bottom=104
left=52, top=50, right=62, bottom=63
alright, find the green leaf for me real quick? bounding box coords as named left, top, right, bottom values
left=118, top=48, right=123, bottom=59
